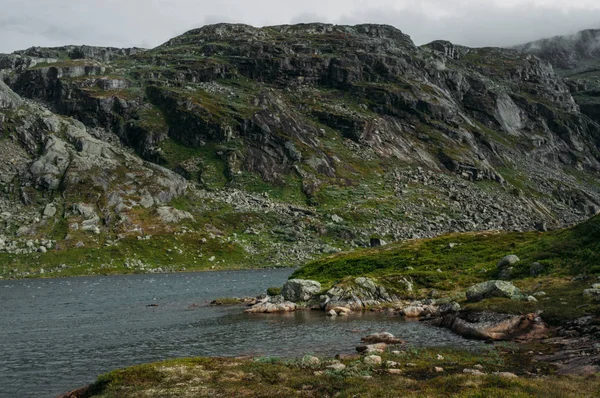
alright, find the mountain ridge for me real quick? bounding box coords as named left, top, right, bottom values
left=1, top=23, right=600, bottom=278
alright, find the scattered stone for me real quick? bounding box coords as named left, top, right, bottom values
left=436, top=354, right=444, bottom=360
left=361, top=332, right=405, bottom=344
left=327, top=309, right=338, bottom=317
left=356, top=343, right=387, bottom=353
left=302, top=356, right=320, bottom=366
left=497, top=255, right=520, bottom=268
left=363, top=355, right=382, bottom=366
left=43, top=204, right=57, bottom=217
left=463, top=368, right=486, bottom=376
left=370, top=237, right=386, bottom=247
left=387, top=369, right=403, bottom=375
left=494, top=372, right=518, bottom=379
left=331, top=214, right=343, bottom=223
left=386, top=361, right=399, bottom=368
left=327, top=363, right=346, bottom=371
left=530, top=262, right=546, bottom=277
left=466, top=280, right=525, bottom=302
left=583, top=289, right=600, bottom=299
left=434, top=367, right=444, bottom=372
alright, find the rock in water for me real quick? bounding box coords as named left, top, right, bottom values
left=436, top=311, right=540, bottom=340
left=281, top=279, right=321, bottom=302
left=361, top=332, right=405, bottom=344
left=245, top=295, right=296, bottom=313
left=466, top=280, right=525, bottom=302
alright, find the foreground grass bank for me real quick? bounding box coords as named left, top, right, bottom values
left=68, top=348, right=600, bottom=398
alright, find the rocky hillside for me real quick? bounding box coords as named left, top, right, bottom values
left=516, top=29, right=600, bottom=123
left=1, top=23, right=600, bottom=278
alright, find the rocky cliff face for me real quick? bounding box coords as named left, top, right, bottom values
left=1, top=24, right=600, bottom=277
left=516, top=29, right=600, bottom=124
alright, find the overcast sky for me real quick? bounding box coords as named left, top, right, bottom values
left=1, top=0, right=600, bottom=53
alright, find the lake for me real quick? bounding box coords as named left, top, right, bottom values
left=0, top=269, right=481, bottom=397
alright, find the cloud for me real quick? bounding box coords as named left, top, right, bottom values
left=0, top=0, right=599, bottom=53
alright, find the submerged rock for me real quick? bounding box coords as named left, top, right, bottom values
left=361, top=332, right=405, bottom=344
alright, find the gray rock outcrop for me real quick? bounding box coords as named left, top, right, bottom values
left=466, top=280, right=525, bottom=302
left=281, top=279, right=322, bottom=302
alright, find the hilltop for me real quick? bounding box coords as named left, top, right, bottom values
left=1, top=23, right=600, bottom=278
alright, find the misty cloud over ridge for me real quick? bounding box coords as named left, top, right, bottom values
left=1, top=0, right=599, bottom=53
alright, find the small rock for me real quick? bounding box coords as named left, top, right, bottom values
left=583, top=289, right=600, bottom=299
left=363, top=355, right=382, bottom=366
left=331, top=214, right=343, bottom=223
left=302, top=356, right=320, bottom=366
left=361, top=332, right=405, bottom=344
left=530, top=262, right=546, bottom=277
left=387, top=369, right=403, bottom=375
left=327, top=363, right=346, bottom=371
left=494, top=372, right=518, bottom=379
left=386, top=361, right=399, bottom=368
left=473, top=364, right=484, bottom=370
left=434, top=367, right=444, bottom=372
left=463, top=368, right=486, bottom=376
left=327, top=309, right=338, bottom=317
left=526, top=296, right=538, bottom=302
left=497, top=255, right=520, bottom=268
left=466, top=280, right=525, bottom=302
left=357, top=343, right=387, bottom=353
left=436, top=354, right=444, bottom=360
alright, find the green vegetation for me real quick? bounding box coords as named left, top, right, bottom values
left=294, top=214, right=600, bottom=286
left=82, top=349, right=599, bottom=397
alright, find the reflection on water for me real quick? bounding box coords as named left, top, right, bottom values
left=0, top=269, right=481, bottom=397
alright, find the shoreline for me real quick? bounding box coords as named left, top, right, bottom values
left=0, top=265, right=297, bottom=282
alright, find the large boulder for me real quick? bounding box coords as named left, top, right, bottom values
left=322, top=277, right=398, bottom=310
left=0, top=80, right=22, bottom=109
left=281, top=279, right=321, bottom=302
left=466, top=280, right=525, bottom=302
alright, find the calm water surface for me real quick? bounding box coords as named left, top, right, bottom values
left=0, top=269, right=481, bottom=397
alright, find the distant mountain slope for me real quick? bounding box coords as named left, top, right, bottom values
left=516, top=29, right=600, bottom=124
left=515, top=29, right=600, bottom=71
left=1, top=24, right=600, bottom=277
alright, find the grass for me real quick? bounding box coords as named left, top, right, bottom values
left=290, top=214, right=600, bottom=324
left=293, top=214, right=600, bottom=286
left=79, top=349, right=600, bottom=397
